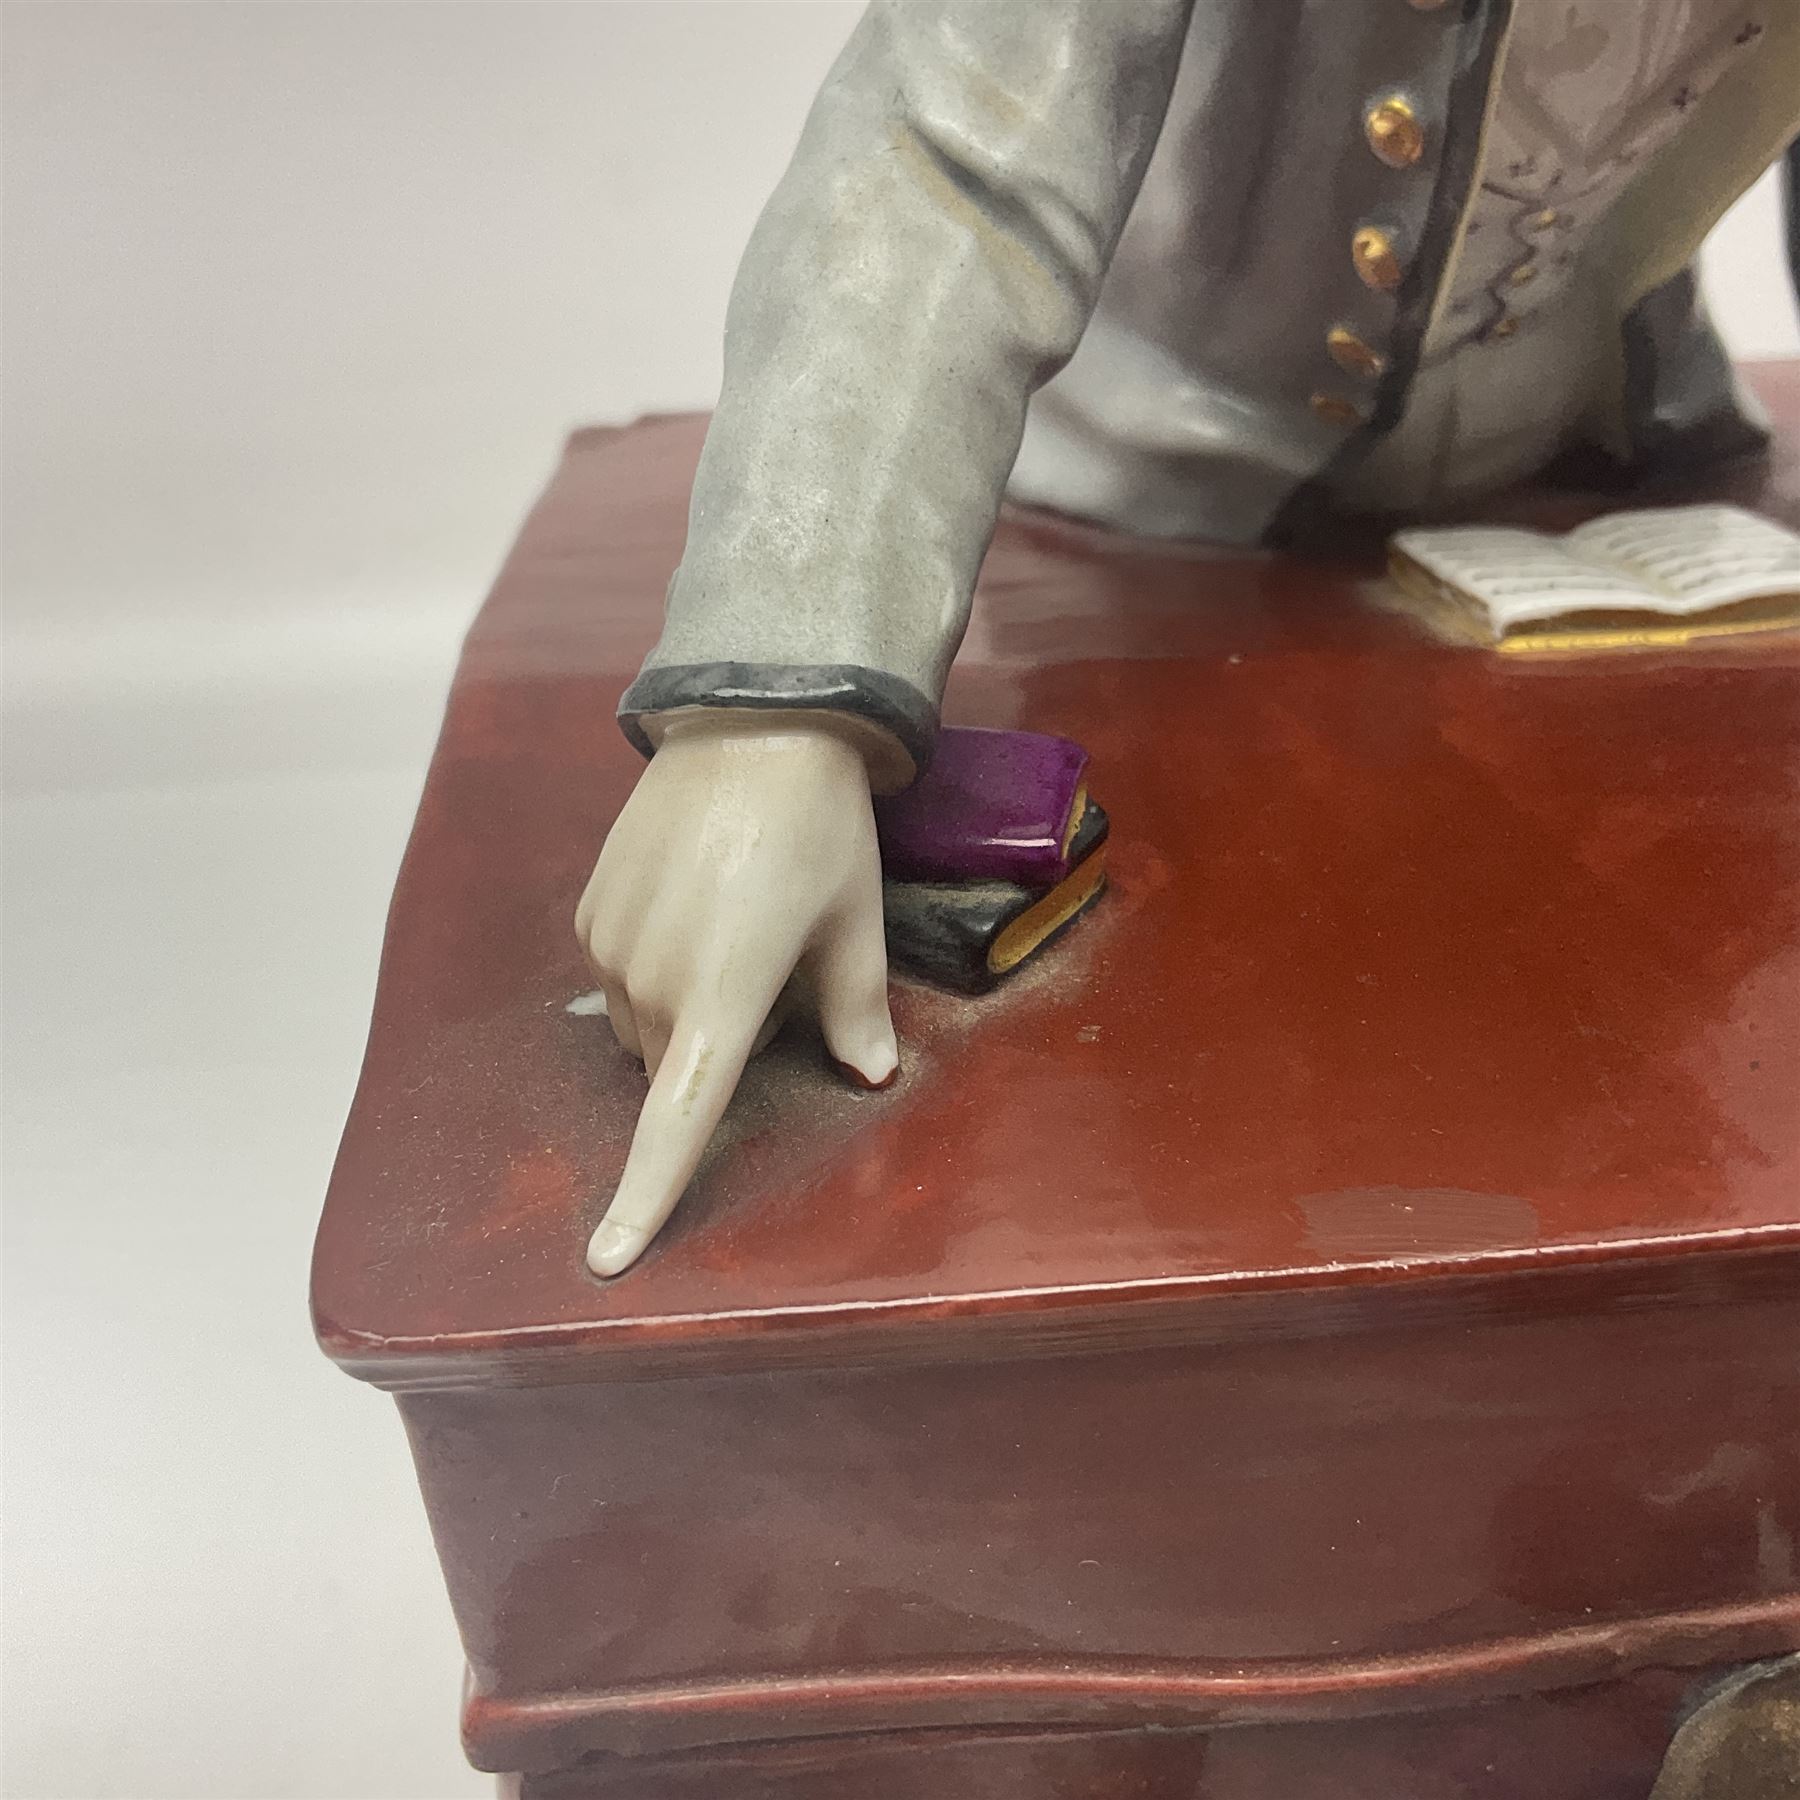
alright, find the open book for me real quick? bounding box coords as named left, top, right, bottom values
left=1388, top=505, right=1800, bottom=653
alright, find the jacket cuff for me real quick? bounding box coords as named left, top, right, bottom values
left=617, top=662, right=939, bottom=786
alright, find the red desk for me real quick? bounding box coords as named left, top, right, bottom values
left=314, top=366, right=1800, bottom=1797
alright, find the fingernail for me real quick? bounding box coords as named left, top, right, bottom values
left=587, top=1219, right=646, bottom=1277
left=841, top=1037, right=899, bottom=1091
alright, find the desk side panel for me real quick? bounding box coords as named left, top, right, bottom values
left=397, top=1295, right=1800, bottom=1770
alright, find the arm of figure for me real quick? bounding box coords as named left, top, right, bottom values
left=583, top=0, right=1198, bottom=1274
left=577, top=713, right=896, bottom=1276
left=620, top=0, right=1200, bottom=763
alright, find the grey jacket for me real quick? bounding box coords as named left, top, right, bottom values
left=619, top=1, right=1800, bottom=781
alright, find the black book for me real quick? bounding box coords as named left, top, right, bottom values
left=882, top=800, right=1110, bottom=995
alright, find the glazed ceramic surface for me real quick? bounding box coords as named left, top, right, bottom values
left=313, top=365, right=1800, bottom=1785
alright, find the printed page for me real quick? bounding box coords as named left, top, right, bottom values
left=1390, top=526, right=1656, bottom=631
left=1566, top=506, right=1800, bottom=614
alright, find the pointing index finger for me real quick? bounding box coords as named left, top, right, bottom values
left=586, top=1004, right=765, bottom=1278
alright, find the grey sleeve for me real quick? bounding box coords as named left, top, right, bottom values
left=618, top=0, right=1196, bottom=779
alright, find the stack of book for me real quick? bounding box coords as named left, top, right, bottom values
left=874, top=727, right=1109, bottom=995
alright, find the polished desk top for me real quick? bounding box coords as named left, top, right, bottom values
left=313, top=365, right=1800, bottom=1388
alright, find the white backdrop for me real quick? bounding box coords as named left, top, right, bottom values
left=3, top=6, right=1797, bottom=1799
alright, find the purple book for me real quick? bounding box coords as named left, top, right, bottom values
left=874, top=727, right=1092, bottom=888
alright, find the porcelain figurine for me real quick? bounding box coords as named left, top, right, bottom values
left=577, top=0, right=1800, bottom=1275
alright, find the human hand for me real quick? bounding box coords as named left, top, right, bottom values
left=574, top=713, right=898, bottom=1276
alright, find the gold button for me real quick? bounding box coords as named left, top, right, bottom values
left=1352, top=225, right=1404, bottom=291
left=1488, top=316, right=1519, bottom=339
left=1509, top=262, right=1538, bottom=286
left=1326, top=325, right=1387, bottom=378
left=1531, top=208, right=1560, bottom=229
left=1311, top=392, right=1364, bottom=427
left=1365, top=96, right=1425, bottom=169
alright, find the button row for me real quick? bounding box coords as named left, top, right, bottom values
left=1316, top=10, right=1447, bottom=426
